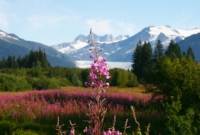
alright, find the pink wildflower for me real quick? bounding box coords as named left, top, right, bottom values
left=105, top=82, right=110, bottom=88
left=69, top=129, right=75, bottom=135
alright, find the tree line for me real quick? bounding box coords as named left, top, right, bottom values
left=132, top=39, right=195, bottom=82
left=0, top=49, right=50, bottom=69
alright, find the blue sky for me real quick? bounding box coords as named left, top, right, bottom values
left=0, top=0, right=200, bottom=45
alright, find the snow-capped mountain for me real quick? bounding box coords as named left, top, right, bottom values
left=52, top=25, right=200, bottom=62
left=0, top=30, right=20, bottom=42
left=140, top=25, right=200, bottom=47
left=52, top=34, right=129, bottom=54
left=0, top=30, right=76, bottom=67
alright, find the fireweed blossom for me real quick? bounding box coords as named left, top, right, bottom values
left=84, top=28, right=111, bottom=135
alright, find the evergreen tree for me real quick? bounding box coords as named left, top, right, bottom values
left=153, top=40, right=163, bottom=61
left=187, top=46, right=195, bottom=60
left=182, top=51, right=186, bottom=57
left=16, top=56, right=22, bottom=68
left=141, top=42, right=152, bottom=67
left=132, top=41, right=152, bottom=82
left=132, top=41, right=143, bottom=79
left=0, top=49, right=51, bottom=69
left=0, top=57, right=6, bottom=68
left=7, top=55, right=14, bottom=68
left=165, top=40, right=181, bottom=60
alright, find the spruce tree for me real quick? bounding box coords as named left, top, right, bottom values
left=182, top=51, right=186, bottom=57
left=0, top=49, right=51, bottom=69
left=132, top=41, right=143, bottom=79
left=132, top=41, right=152, bottom=82
left=153, top=40, right=163, bottom=61
left=187, top=46, right=195, bottom=60
left=141, top=42, right=152, bottom=67
left=165, top=40, right=181, bottom=60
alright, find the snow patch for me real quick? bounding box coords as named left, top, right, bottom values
left=72, top=40, right=88, bottom=49
left=0, top=31, right=19, bottom=41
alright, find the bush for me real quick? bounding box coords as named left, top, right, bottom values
left=109, top=68, right=139, bottom=87
left=67, top=71, right=83, bottom=86
left=32, top=76, right=51, bottom=90
left=0, top=73, right=31, bottom=91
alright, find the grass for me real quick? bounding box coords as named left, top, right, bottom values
left=61, top=86, right=145, bottom=94
left=0, top=86, right=145, bottom=95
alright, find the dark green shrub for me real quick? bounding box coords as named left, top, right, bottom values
left=67, top=71, right=83, bottom=86
left=0, top=73, right=31, bottom=91
left=32, top=76, right=50, bottom=90
left=109, top=68, right=139, bottom=87
left=56, top=77, right=72, bottom=86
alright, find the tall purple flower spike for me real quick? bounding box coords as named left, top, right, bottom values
left=85, top=28, right=110, bottom=89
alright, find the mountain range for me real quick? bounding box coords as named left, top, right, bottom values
left=52, top=25, right=200, bottom=62
left=52, top=34, right=129, bottom=54
left=0, top=30, right=76, bottom=67
left=1, top=25, right=200, bottom=68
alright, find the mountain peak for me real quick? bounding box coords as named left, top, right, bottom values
left=0, top=30, right=19, bottom=41
left=73, top=33, right=128, bottom=43
left=74, top=34, right=87, bottom=41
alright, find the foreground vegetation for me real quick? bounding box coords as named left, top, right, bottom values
left=0, top=88, right=164, bottom=135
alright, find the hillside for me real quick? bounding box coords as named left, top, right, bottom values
left=178, top=32, right=200, bottom=61
left=0, top=30, right=76, bottom=67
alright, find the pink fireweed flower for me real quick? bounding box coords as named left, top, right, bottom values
left=103, top=130, right=122, bottom=135
left=85, top=54, right=110, bottom=89
left=101, top=89, right=106, bottom=93
left=83, top=127, right=88, bottom=133
left=69, top=129, right=75, bottom=135
left=89, top=72, right=97, bottom=80
left=105, top=82, right=109, bottom=88
left=106, top=129, right=112, bottom=135
left=96, top=80, right=103, bottom=88
left=116, top=131, right=122, bottom=135
left=84, top=82, right=89, bottom=87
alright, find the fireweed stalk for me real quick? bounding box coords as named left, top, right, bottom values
left=83, top=29, right=150, bottom=135
left=83, top=28, right=112, bottom=135
left=54, top=29, right=150, bottom=135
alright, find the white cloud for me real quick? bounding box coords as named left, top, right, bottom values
left=86, top=19, right=113, bottom=35
left=86, top=19, right=135, bottom=36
